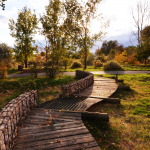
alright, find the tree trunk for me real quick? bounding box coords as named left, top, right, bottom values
left=84, top=28, right=87, bottom=70
left=65, top=63, right=67, bottom=70
left=145, top=59, right=146, bottom=65
left=25, top=55, right=27, bottom=68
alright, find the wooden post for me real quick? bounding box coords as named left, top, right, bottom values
left=115, top=73, right=118, bottom=83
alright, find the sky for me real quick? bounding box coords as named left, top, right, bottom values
left=0, top=0, right=149, bottom=54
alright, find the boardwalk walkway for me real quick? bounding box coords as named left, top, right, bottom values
left=13, top=77, right=118, bottom=150
left=37, top=77, right=118, bottom=111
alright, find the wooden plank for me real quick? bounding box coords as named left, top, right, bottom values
left=15, top=132, right=92, bottom=148
left=17, top=123, right=85, bottom=135
left=54, top=143, right=101, bottom=150
left=17, top=126, right=87, bottom=139
left=15, top=127, right=89, bottom=143
left=14, top=136, right=97, bottom=150
left=29, top=109, right=82, bottom=117
left=25, top=115, right=82, bottom=121
left=17, top=142, right=101, bottom=150
left=21, top=120, right=82, bottom=128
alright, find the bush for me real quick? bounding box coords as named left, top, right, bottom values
left=70, top=61, right=82, bottom=69
left=0, top=61, right=8, bottom=79
left=103, top=60, right=122, bottom=70
left=93, top=60, right=103, bottom=67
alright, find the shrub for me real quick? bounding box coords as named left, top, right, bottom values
left=127, top=54, right=140, bottom=65
left=93, top=60, right=103, bottom=67
left=70, top=61, right=82, bottom=69
left=103, top=60, right=122, bottom=70
left=0, top=61, right=8, bottom=79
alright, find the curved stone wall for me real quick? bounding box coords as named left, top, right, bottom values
left=60, top=70, right=94, bottom=98
left=0, top=90, right=38, bottom=150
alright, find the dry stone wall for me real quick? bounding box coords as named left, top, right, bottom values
left=60, top=70, right=94, bottom=98
left=0, top=90, right=38, bottom=150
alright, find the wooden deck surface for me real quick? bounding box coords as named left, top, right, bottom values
left=37, top=77, right=118, bottom=111
left=75, top=77, right=118, bottom=98
left=13, top=77, right=118, bottom=150
left=13, top=109, right=101, bottom=150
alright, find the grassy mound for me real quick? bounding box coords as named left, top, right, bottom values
left=93, top=60, right=103, bottom=67
left=70, top=61, right=82, bottom=69
left=103, top=60, right=122, bottom=70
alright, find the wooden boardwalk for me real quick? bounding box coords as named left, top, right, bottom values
left=13, top=109, right=101, bottom=150
left=13, top=77, right=118, bottom=150
left=37, top=77, right=118, bottom=111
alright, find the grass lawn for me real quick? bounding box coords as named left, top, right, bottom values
left=62, top=64, right=150, bottom=72
left=83, top=74, right=150, bottom=150
left=0, top=75, right=76, bottom=111
left=7, top=64, right=150, bottom=75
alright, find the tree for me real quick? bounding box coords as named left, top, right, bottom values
left=115, top=44, right=124, bottom=53
left=0, top=0, right=6, bottom=10
left=87, top=52, right=95, bottom=65
left=114, top=50, right=128, bottom=64
left=142, top=25, right=150, bottom=41
left=95, top=48, right=103, bottom=60
left=135, top=42, right=150, bottom=65
left=9, top=6, right=38, bottom=68
left=40, top=0, right=65, bottom=78
left=134, top=25, right=150, bottom=65
left=130, top=0, right=150, bottom=43
left=78, top=35, right=94, bottom=67
left=0, top=43, right=13, bottom=62
left=107, top=49, right=116, bottom=60
left=101, top=40, right=118, bottom=55
left=73, top=0, right=108, bottom=69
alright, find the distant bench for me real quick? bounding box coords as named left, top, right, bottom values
left=60, top=70, right=94, bottom=98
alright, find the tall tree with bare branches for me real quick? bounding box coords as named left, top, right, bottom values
left=130, top=0, right=150, bottom=44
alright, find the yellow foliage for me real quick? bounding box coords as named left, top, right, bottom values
left=114, top=50, right=128, bottom=64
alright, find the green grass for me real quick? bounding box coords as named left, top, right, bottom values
left=63, top=64, right=150, bottom=72
left=7, top=67, right=22, bottom=74
left=7, top=64, right=150, bottom=75
left=0, top=75, right=76, bottom=111
left=83, top=74, right=150, bottom=150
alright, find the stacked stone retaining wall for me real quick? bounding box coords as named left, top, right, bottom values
left=60, top=70, right=94, bottom=98
left=0, top=90, right=38, bottom=150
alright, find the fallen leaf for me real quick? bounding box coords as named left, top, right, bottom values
left=39, top=124, right=41, bottom=126
left=54, top=114, right=59, bottom=118
left=98, top=138, right=102, bottom=142
left=45, top=121, right=47, bottom=124
left=33, top=136, right=34, bottom=138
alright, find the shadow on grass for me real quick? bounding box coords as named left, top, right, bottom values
left=82, top=118, right=122, bottom=150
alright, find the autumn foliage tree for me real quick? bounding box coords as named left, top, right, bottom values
left=9, top=6, right=38, bottom=68
left=114, top=50, right=128, bottom=64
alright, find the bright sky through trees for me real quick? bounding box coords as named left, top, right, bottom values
left=0, top=0, right=148, bottom=53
